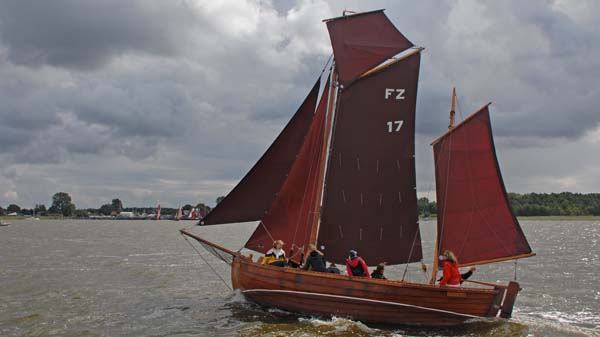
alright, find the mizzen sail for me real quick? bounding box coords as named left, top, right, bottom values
left=318, top=52, right=422, bottom=265
left=325, top=10, right=414, bottom=87
left=432, top=105, right=533, bottom=266
left=200, top=79, right=321, bottom=225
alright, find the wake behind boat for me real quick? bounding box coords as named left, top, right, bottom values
left=181, top=9, right=534, bottom=326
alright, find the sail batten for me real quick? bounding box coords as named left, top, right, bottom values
left=433, top=106, right=533, bottom=267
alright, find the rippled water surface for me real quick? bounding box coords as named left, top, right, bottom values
left=1, top=219, right=598, bottom=337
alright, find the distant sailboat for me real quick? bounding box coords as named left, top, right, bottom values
left=187, top=208, right=200, bottom=220
left=182, top=9, right=534, bottom=326
left=175, top=207, right=182, bottom=221
left=155, top=204, right=161, bottom=220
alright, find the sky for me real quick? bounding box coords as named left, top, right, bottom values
left=1, top=0, right=599, bottom=209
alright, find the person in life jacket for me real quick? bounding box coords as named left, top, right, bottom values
left=438, top=250, right=461, bottom=287
left=262, top=240, right=287, bottom=267
left=345, top=250, right=370, bottom=278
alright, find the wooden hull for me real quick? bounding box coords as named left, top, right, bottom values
left=231, top=256, right=515, bottom=326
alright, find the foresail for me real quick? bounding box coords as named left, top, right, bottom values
left=325, top=10, right=413, bottom=87
left=245, top=79, right=331, bottom=255
left=432, top=105, right=533, bottom=266
left=200, top=79, right=320, bottom=225
left=318, top=53, right=422, bottom=265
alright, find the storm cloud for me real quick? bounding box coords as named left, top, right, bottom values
left=0, top=0, right=598, bottom=209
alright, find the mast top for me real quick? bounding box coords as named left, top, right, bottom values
left=431, top=102, right=492, bottom=146
left=448, top=87, right=457, bottom=129
left=323, top=9, right=385, bottom=22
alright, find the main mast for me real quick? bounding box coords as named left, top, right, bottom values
left=309, top=65, right=339, bottom=247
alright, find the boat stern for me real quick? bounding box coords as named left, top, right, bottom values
left=499, top=281, right=521, bottom=319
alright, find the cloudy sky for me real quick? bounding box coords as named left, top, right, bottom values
left=1, top=0, right=599, bottom=209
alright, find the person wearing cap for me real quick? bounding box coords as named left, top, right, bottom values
left=345, top=250, right=370, bottom=278
left=370, top=263, right=387, bottom=279
left=263, top=240, right=287, bottom=267
left=302, top=244, right=326, bottom=272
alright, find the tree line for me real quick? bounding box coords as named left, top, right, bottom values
left=3, top=192, right=600, bottom=218
left=417, top=192, right=600, bottom=217
left=0, top=192, right=215, bottom=218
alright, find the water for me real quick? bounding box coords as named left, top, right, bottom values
left=0, top=219, right=598, bottom=337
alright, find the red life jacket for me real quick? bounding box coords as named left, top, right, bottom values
left=439, top=260, right=461, bottom=286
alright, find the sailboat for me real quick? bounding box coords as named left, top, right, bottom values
left=181, top=9, right=534, bottom=326
left=154, top=204, right=161, bottom=220
left=187, top=208, right=200, bottom=220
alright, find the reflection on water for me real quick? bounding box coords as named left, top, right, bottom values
left=0, top=219, right=598, bottom=337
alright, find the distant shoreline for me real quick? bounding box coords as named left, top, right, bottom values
left=517, top=215, right=600, bottom=221
left=2, top=215, right=599, bottom=221
left=420, top=215, right=600, bottom=221
left=0, top=216, right=198, bottom=221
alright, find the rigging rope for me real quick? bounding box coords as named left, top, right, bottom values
left=401, top=226, right=422, bottom=281
left=181, top=233, right=232, bottom=291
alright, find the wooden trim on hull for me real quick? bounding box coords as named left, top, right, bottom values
left=243, top=289, right=479, bottom=326
left=231, top=256, right=514, bottom=326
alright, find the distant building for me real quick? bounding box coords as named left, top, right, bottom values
left=118, top=212, right=134, bottom=218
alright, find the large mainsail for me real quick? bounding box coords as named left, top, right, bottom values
left=201, top=79, right=321, bottom=225
left=325, top=10, right=413, bottom=87
left=245, top=80, right=331, bottom=254
left=318, top=11, right=422, bottom=265
left=432, top=105, right=533, bottom=266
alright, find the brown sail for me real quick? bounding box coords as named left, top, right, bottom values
left=319, top=52, right=422, bottom=265
left=200, top=79, right=320, bottom=225
left=325, top=10, right=413, bottom=87
left=432, top=105, right=533, bottom=266
left=245, top=79, right=331, bottom=254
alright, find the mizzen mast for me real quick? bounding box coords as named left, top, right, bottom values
left=449, top=87, right=456, bottom=129
left=429, top=88, right=457, bottom=284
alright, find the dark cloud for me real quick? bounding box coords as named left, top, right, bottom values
left=0, top=0, right=599, bottom=208
left=0, top=0, right=198, bottom=70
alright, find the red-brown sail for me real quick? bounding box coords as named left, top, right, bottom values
left=318, top=53, right=422, bottom=265
left=245, top=80, right=331, bottom=254
left=432, top=105, right=533, bottom=266
left=325, top=10, right=413, bottom=86
left=200, top=79, right=320, bottom=225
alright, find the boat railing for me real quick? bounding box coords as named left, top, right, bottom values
left=462, top=279, right=509, bottom=289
